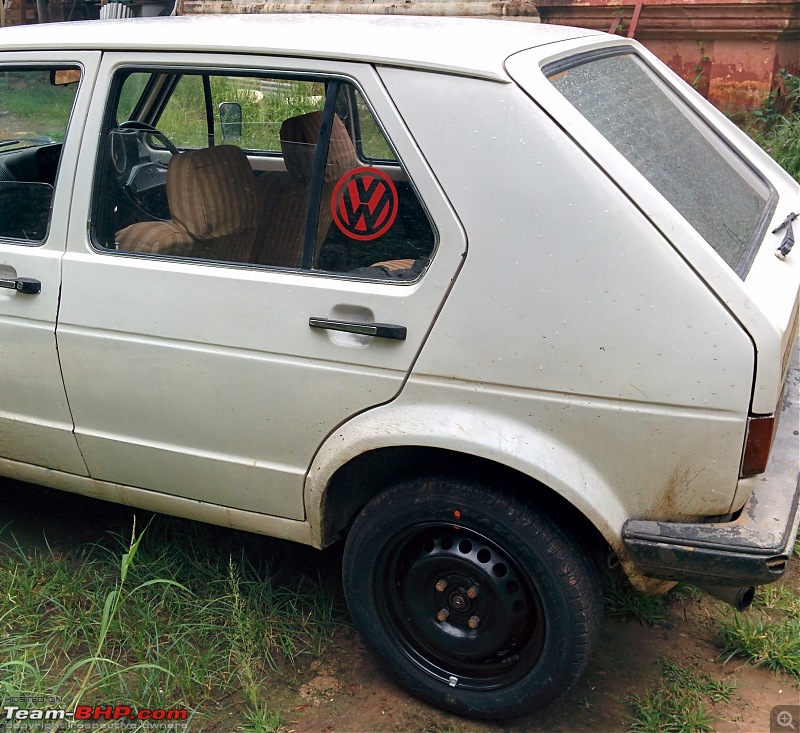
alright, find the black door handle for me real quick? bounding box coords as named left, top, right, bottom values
left=0, top=277, right=41, bottom=294
left=309, top=317, right=406, bottom=341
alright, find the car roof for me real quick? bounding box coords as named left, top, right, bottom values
left=0, top=14, right=603, bottom=81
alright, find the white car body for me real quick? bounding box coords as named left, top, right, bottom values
left=0, top=14, right=797, bottom=717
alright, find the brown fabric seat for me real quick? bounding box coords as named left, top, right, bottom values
left=250, top=111, right=357, bottom=268
left=115, top=144, right=260, bottom=263
left=370, top=258, right=416, bottom=271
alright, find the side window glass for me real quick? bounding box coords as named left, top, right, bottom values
left=0, top=67, right=80, bottom=243
left=93, top=70, right=436, bottom=282
left=353, top=93, right=395, bottom=162
left=157, top=74, right=207, bottom=149
left=211, top=77, right=324, bottom=151
left=117, top=72, right=149, bottom=123
left=309, top=86, right=435, bottom=279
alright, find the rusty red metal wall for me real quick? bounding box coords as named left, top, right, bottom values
left=535, top=0, right=799, bottom=111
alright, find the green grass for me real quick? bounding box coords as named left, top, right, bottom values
left=0, top=70, right=78, bottom=141
left=152, top=74, right=324, bottom=151
left=761, top=114, right=800, bottom=182
left=716, top=585, right=800, bottom=679
left=604, top=572, right=674, bottom=626
left=626, top=658, right=735, bottom=733
left=0, top=516, right=343, bottom=730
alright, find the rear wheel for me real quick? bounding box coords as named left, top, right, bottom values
left=342, top=477, right=601, bottom=719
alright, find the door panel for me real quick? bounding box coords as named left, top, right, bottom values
left=60, top=54, right=464, bottom=518
left=0, top=53, right=99, bottom=474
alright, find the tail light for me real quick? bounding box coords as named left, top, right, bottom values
left=740, top=412, right=779, bottom=477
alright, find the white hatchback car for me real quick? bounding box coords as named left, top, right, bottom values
left=0, top=14, right=798, bottom=719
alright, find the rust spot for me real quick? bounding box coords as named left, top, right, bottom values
left=655, top=466, right=690, bottom=516
left=651, top=465, right=707, bottom=518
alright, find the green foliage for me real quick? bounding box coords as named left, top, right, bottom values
left=0, top=70, right=78, bottom=141
left=717, top=586, right=800, bottom=679
left=243, top=704, right=284, bottom=733
left=604, top=573, right=668, bottom=626
left=155, top=74, right=324, bottom=151
left=0, top=517, right=342, bottom=729
left=761, top=114, right=800, bottom=183
left=626, top=658, right=735, bottom=733
left=750, top=69, right=800, bottom=129
left=745, top=70, right=800, bottom=182
left=659, top=658, right=735, bottom=703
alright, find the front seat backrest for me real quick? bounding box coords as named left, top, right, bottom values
left=116, top=144, right=259, bottom=263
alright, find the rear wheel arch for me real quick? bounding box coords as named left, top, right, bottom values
left=315, top=446, right=609, bottom=563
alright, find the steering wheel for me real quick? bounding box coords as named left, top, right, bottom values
left=110, top=121, right=178, bottom=221
left=118, top=120, right=180, bottom=156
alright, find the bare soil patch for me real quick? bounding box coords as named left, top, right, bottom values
left=289, top=568, right=799, bottom=733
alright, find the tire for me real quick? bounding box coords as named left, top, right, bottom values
left=342, top=476, right=602, bottom=720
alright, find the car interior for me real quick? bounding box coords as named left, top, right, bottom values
left=91, top=70, right=436, bottom=280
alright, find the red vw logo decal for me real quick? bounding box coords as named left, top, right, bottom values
left=331, top=167, right=399, bottom=241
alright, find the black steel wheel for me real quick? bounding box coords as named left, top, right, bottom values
left=342, top=477, right=602, bottom=719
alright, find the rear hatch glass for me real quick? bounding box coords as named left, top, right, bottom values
left=545, top=51, right=773, bottom=276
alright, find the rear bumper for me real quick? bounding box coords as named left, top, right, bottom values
left=622, top=351, right=800, bottom=587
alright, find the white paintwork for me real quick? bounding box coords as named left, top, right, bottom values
left=505, top=39, right=800, bottom=416
left=0, top=455, right=312, bottom=544
left=0, top=18, right=796, bottom=592
left=0, top=14, right=600, bottom=82
left=0, top=51, right=100, bottom=475
left=306, top=68, right=756, bottom=554
left=59, top=53, right=465, bottom=519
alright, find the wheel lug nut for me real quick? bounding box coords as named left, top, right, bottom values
left=435, top=579, right=448, bottom=592
left=467, top=585, right=479, bottom=599
left=437, top=608, right=450, bottom=622
left=468, top=615, right=480, bottom=629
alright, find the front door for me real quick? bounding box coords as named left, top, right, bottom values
left=59, top=53, right=463, bottom=519
left=0, top=53, right=98, bottom=475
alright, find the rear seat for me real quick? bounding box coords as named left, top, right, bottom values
left=250, top=111, right=357, bottom=268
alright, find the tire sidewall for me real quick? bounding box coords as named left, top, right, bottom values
left=343, top=478, right=597, bottom=719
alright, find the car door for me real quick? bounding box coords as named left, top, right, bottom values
left=58, top=53, right=464, bottom=519
left=0, top=53, right=98, bottom=475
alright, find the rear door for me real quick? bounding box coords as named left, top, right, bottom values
left=59, top=53, right=464, bottom=518
left=0, top=53, right=98, bottom=475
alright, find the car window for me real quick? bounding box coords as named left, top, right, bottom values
left=353, top=92, right=395, bottom=163
left=0, top=67, right=81, bottom=243
left=547, top=52, right=772, bottom=275
left=161, top=74, right=324, bottom=151
left=93, top=68, right=435, bottom=281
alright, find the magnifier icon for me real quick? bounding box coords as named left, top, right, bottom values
left=778, top=710, right=796, bottom=729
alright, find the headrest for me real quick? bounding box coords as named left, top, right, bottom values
left=167, top=144, right=258, bottom=241
left=280, top=111, right=357, bottom=185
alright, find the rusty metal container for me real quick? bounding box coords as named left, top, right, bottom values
left=535, top=0, right=799, bottom=111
